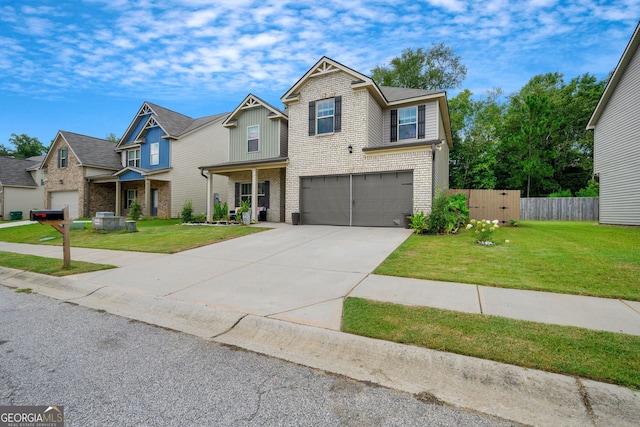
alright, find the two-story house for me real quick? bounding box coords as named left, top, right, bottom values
left=41, top=131, right=121, bottom=218
left=282, top=56, right=452, bottom=227
left=199, top=94, right=288, bottom=223
left=89, top=102, right=230, bottom=218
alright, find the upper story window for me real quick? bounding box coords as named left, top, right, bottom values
left=58, top=148, right=68, bottom=168
left=398, top=107, right=417, bottom=140
left=247, top=125, right=259, bottom=152
left=309, top=96, right=342, bottom=136
left=150, top=142, right=159, bottom=165
left=390, top=104, right=426, bottom=142
left=127, top=149, right=140, bottom=168
left=40, top=171, right=45, bottom=185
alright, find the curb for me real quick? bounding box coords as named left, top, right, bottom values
left=2, top=268, right=639, bottom=426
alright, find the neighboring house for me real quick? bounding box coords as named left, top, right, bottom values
left=281, top=56, right=452, bottom=227
left=91, top=102, right=229, bottom=218
left=199, top=94, right=288, bottom=223
left=0, top=155, right=44, bottom=220
left=587, top=22, right=640, bottom=226
left=41, top=131, right=121, bottom=219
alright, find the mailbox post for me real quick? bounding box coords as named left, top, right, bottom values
left=30, top=206, right=71, bottom=268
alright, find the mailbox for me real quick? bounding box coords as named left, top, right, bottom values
left=30, top=210, right=66, bottom=222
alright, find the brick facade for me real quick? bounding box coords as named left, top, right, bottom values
left=43, top=137, right=87, bottom=217
left=284, top=71, right=434, bottom=224
left=227, top=169, right=285, bottom=222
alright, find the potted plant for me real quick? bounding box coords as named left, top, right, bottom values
left=236, top=199, right=252, bottom=225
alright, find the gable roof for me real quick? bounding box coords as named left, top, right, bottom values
left=42, top=131, right=121, bottom=171
left=223, top=94, right=288, bottom=127
left=118, top=102, right=229, bottom=148
left=0, top=156, right=39, bottom=187
left=587, top=22, right=640, bottom=129
left=281, top=56, right=453, bottom=146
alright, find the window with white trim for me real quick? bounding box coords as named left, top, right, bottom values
left=127, top=149, right=140, bottom=167
left=398, top=107, right=417, bottom=140
left=247, top=125, right=259, bottom=152
left=58, top=148, right=68, bottom=168
left=126, top=189, right=138, bottom=209
left=40, top=171, right=45, bottom=185
left=150, top=142, right=159, bottom=165
left=316, top=98, right=335, bottom=134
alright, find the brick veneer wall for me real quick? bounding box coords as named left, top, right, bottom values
left=285, top=71, right=433, bottom=224
left=227, top=169, right=284, bottom=222
left=43, top=138, right=87, bottom=217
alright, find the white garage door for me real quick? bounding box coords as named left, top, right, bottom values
left=50, top=191, right=79, bottom=219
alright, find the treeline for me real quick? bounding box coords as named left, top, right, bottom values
left=373, top=45, right=607, bottom=197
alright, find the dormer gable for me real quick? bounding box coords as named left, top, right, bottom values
left=223, top=94, right=287, bottom=128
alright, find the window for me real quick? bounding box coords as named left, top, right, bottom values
left=150, top=142, right=159, bottom=165
left=309, top=96, right=341, bottom=136
left=126, top=189, right=138, bottom=209
left=247, top=125, right=259, bottom=152
left=40, top=171, right=45, bottom=185
left=398, top=107, right=417, bottom=140
left=317, top=99, right=335, bottom=134
left=58, top=148, right=68, bottom=168
left=127, top=149, right=140, bottom=167
left=237, top=181, right=269, bottom=208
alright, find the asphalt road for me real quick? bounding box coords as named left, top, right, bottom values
left=0, top=286, right=517, bottom=426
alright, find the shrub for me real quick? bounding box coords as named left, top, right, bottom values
left=576, top=179, right=599, bottom=197
left=548, top=189, right=573, bottom=198
left=467, top=219, right=500, bottom=244
left=127, top=199, right=143, bottom=220
left=193, top=212, right=207, bottom=223
left=408, top=210, right=429, bottom=234
left=425, top=192, right=469, bottom=235
left=213, top=201, right=229, bottom=221
left=180, top=200, right=194, bottom=223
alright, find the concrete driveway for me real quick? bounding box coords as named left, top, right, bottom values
left=73, top=224, right=412, bottom=329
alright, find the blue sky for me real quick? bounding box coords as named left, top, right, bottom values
left=0, top=0, right=638, bottom=149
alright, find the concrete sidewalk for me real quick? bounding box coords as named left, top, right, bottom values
left=1, top=223, right=639, bottom=426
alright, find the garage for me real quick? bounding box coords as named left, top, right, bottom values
left=50, top=191, right=79, bottom=219
left=300, top=171, right=413, bottom=227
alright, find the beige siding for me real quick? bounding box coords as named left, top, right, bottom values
left=367, top=96, right=383, bottom=147
left=170, top=119, right=229, bottom=217
left=84, top=166, right=119, bottom=177
left=434, top=106, right=450, bottom=192
left=285, top=71, right=434, bottom=223
left=229, top=107, right=282, bottom=161
left=380, top=100, right=438, bottom=146
left=2, top=186, right=43, bottom=218
left=593, top=46, right=640, bottom=226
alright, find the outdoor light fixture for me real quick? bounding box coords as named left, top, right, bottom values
left=348, top=144, right=353, bottom=154
left=59, top=179, right=64, bottom=184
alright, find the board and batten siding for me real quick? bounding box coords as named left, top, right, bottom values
left=593, top=44, right=640, bottom=226
left=170, top=118, right=229, bottom=217
left=229, top=107, right=283, bottom=162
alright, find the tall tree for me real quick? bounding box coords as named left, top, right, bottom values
left=105, top=132, right=121, bottom=143
left=371, top=43, right=467, bottom=91
left=1, top=134, right=48, bottom=158
left=449, top=89, right=504, bottom=189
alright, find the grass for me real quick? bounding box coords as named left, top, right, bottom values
left=0, top=251, right=116, bottom=276
left=375, top=221, right=640, bottom=301
left=0, top=219, right=266, bottom=254
left=342, top=297, right=640, bottom=390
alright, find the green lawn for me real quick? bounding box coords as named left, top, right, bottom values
left=375, top=221, right=640, bottom=301
left=0, top=251, right=116, bottom=276
left=0, top=219, right=266, bottom=254
left=343, top=297, right=640, bottom=390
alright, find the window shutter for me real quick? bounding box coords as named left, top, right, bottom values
left=263, top=181, right=270, bottom=208
left=308, top=101, right=316, bottom=136
left=390, top=109, right=397, bottom=142
left=418, top=104, right=426, bottom=139
left=234, top=183, right=240, bottom=207
left=57, top=149, right=61, bottom=168
left=334, top=96, right=342, bottom=132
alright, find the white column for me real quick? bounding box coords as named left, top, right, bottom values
left=144, top=179, right=151, bottom=217
left=251, top=168, right=258, bottom=222
left=206, top=171, right=213, bottom=223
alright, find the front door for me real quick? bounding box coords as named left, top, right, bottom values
left=151, top=188, right=158, bottom=217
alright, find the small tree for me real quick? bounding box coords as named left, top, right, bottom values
left=180, top=200, right=194, bottom=223
left=127, top=199, right=143, bottom=220
left=426, top=192, right=469, bottom=234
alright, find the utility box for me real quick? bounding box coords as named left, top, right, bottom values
left=95, top=212, right=115, bottom=218
left=93, top=215, right=125, bottom=231
left=10, top=211, right=23, bottom=220
left=30, top=210, right=64, bottom=221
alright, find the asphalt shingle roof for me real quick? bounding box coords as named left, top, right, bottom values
left=0, top=156, right=39, bottom=187
left=379, top=86, right=443, bottom=102
left=60, top=131, right=122, bottom=170
left=145, top=102, right=196, bottom=137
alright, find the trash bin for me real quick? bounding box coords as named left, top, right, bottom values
left=258, top=208, right=267, bottom=222
left=10, top=211, right=23, bottom=221
left=292, top=212, right=300, bottom=225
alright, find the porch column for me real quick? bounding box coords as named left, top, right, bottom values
left=206, top=171, right=213, bottom=223
left=115, top=180, right=121, bottom=216
left=251, top=168, right=258, bottom=222
left=144, top=178, right=151, bottom=217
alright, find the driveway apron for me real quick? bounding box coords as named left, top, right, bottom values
left=76, top=224, right=412, bottom=329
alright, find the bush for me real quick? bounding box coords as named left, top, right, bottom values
left=576, top=179, right=599, bottom=197
left=548, top=189, right=573, bottom=198
left=466, top=219, right=500, bottom=244
left=213, top=201, right=229, bottom=221
left=425, top=192, right=469, bottom=235
left=408, top=210, right=429, bottom=234
left=193, top=212, right=207, bottom=223
left=180, top=200, right=194, bottom=223
left=127, top=199, right=143, bottom=220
